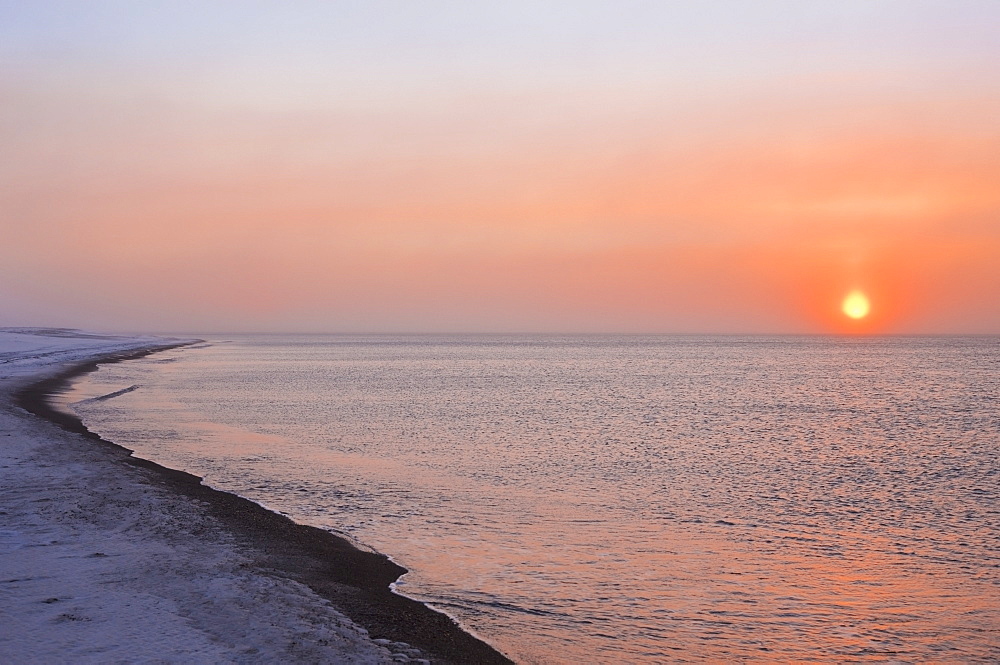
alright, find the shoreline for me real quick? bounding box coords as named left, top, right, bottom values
left=9, top=338, right=511, bottom=664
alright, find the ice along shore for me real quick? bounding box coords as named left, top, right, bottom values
left=0, top=328, right=511, bottom=664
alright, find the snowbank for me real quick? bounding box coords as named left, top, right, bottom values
left=0, top=329, right=428, bottom=664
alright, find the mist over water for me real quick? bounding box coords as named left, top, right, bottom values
left=67, top=335, right=1000, bottom=663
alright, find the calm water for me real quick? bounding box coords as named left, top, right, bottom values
left=66, top=335, right=1000, bottom=663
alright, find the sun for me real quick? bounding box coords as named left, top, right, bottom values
left=842, top=290, right=870, bottom=320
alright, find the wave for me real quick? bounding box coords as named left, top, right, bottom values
left=74, top=384, right=140, bottom=404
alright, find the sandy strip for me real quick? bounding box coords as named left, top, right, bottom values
left=0, top=329, right=511, bottom=664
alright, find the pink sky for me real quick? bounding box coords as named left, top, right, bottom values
left=2, top=2, right=998, bottom=333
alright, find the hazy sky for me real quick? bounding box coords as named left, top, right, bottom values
left=2, top=1, right=998, bottom=333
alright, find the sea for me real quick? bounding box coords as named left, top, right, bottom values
left=63, top=335, right=999, bottom=663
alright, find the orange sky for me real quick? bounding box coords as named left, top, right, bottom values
left=2, top=2, right=998, bottom=333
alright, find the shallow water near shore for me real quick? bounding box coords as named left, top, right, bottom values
left=65, top=335, right=999, bottom=663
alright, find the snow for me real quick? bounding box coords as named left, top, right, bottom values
left=0, top=329, right=403, bottom=664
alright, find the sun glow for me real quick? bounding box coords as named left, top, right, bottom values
left=842, top=290, right=871, bottom=320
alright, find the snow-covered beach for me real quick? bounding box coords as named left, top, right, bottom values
left=0, top=328, right=509, bottom=664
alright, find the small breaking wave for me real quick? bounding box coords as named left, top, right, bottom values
left=74, top=385, right=140, bottom=404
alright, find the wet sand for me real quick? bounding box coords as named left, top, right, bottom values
left=3, top=335, right=511, bottom=664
